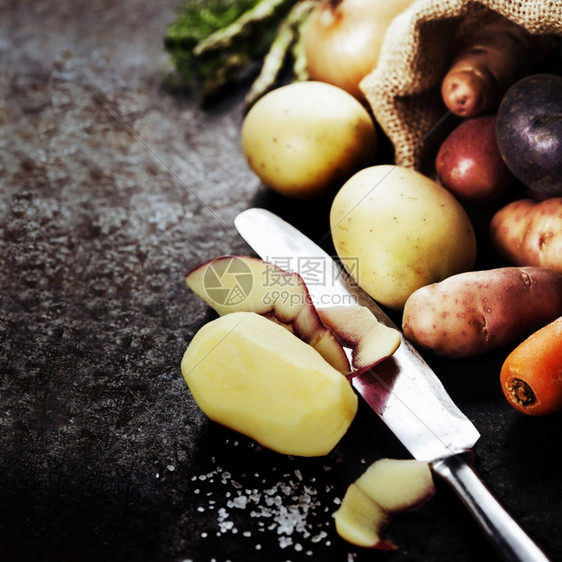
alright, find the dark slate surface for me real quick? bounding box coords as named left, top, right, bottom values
left=1, top=1, right=561, bottom=561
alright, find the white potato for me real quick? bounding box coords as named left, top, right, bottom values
left=241, top=81, right=377, bottom=199
left=330, top=165, right=477, bottom=309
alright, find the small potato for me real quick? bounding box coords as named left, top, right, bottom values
left=241, top=81, right=377, bottom=199
left=496, top=73, right=562, bottom=199
left=490, top=198, right=562, bottom=273
left=435, top=114, right=514, bottom=202
left=402, top=267, right=562, bottom=358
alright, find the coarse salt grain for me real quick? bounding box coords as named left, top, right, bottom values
left=232, top=496, right=247, bottom=509
left=279, top=536, right=293, bottom=549
left=311, top=531, right=327, bottom=543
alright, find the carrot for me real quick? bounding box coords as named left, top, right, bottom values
left=500, top=317, right=562, bottom=416
left=441, top=21, right=555, bottom=118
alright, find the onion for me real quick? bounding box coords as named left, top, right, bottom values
left=303, top=0, right=414, bottom=100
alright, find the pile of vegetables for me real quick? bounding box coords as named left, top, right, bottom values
left=169, top=2, right=562, bottom=415
left=164, top=0, right=413, bottom=107
left=174, top=4, right=562, bottom=551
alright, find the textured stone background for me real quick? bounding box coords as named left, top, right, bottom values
left=1, top=1, right=561, bottom=561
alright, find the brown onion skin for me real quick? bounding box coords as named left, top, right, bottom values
left=303, top=0, right=414, bottom=101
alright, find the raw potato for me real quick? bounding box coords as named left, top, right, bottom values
left=490, top=198, right=562, bottom=273
left=496, top=74, right=562, bottom=199
left=441, top=21, right=554, bottom=118
left=435, top=114, right=514, bottom=202
left=330, top=165, right=476, bottom=310
left=402, top=267, right=562, bottom=358
left=241, top=81, right=377, bottom=199
left=181, top=311, right=358, bottom=457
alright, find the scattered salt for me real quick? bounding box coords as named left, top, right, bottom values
left=190, top=458, right=335, bottom=555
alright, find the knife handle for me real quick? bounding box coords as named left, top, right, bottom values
left=432, top=451, right=549, bottom=562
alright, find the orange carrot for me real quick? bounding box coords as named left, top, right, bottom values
left=500, top=317, right=562, bottom=416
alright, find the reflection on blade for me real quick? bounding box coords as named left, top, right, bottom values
left=234, top=208, right=480, bottom=462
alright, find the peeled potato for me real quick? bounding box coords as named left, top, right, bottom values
left=181, top=311, right=358, bottom=457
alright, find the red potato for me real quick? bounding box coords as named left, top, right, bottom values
left=490, top=198, right=562, bottom=273
left=402, top=267, right=562, bottom=358
left=435, top=114, right=514, bottom=201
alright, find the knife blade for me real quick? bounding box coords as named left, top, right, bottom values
left=234, top=207, right=549, bottom=562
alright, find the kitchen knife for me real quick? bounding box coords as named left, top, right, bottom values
left=234, top=207, right=549, bottom=562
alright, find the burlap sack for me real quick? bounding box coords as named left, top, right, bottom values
left=360, top=0, right=562, bottom=175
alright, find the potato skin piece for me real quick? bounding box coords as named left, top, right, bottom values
left=490, top=198, right=562, bottom=273
left=402, top=267, right=562, bottom=358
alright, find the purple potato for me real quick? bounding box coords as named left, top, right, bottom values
left=496, top=73, right=562, bottom=199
